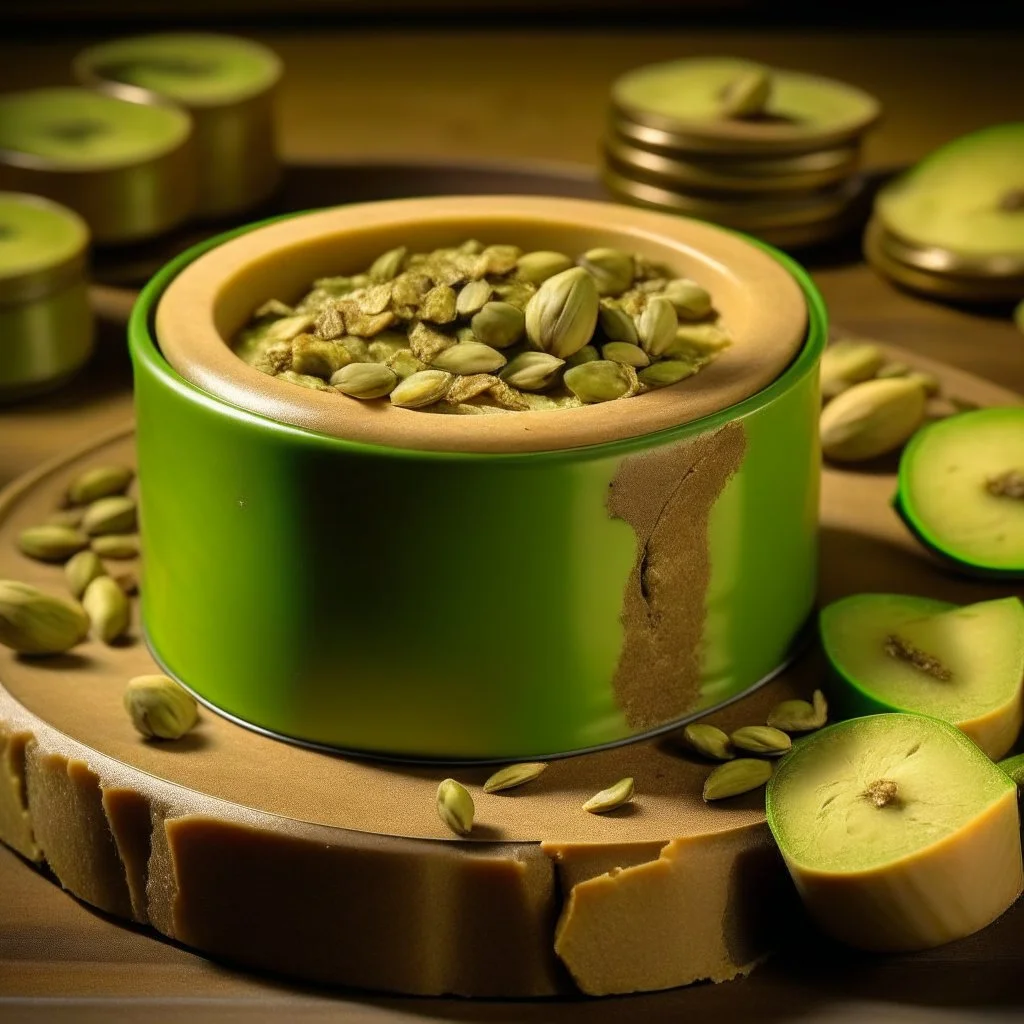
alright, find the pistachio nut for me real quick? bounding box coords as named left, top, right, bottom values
left=0, top=580, right=90, bottom=655
left=390, top=370, right=453, bottom=409
left=767, top=690, right=828, bottom=733
left=730, top=725, right=792, bottom=756
left=265, top=314, right=316, bottom=343
left=368, top=246, right=406, bottom=283
left=875, top=361, right=911, bottom=380
left=66, top=464, right=134, bottom=506
left=820, top=377, right=927, bottom=462
left=91, top=534, right=139, bottom=559
left=665, top=323, right=732, bottom=358
left=436, top=778, right=474, bottom=835
left=357, top=282, right=393, bottom=316
left=483, top=762, right=547, bottom=794
left=455, top=279, right=492, bottom=317
left=525, top=267, right=599, bottom=359
left=682, top=723, right=734, bottom=761
left=602, top=342, right=650, bottom=368
left=638, top=360, right=697, bottom=388
left=83, top=575, right=130, bottom=644
left=65, top=549, right=106, bottom=599
left=291, top=336, right=352, bottom=378
left=313, top=305, right=345, bottom=341
left=387, top=349, right=428, bottom=379
left=124, top=674, right=198, bottom=740
left=254, top=298, right=293, bottom=319
left=340, top=337, right=370, bottom=362
left=445, top=373, right=501, bottom=404
left=637, top=296, right=678, bottom=357
left=578, top=248, right=634, bottom=296
left=598, top=303, right=640, bottom=345
left=481, top=244, right=521, bottom=276
left=499, top=351, right=565, bottom=392
left=82, top=496, right=137, bottom=537
left=487, top=379, right=531, bottom=411
left=703, top=758, right=772, bottom=801
left=565, top=344, right=600, bottom=368
left=18, top=525, right=89, bottom=562
left=905, top=371, right=941, bottom=397
left=516, top=251, right=573, bottom=285
left=331, top=362, right=398, bottom=399
left=662, top=278, right=713, bottom=320
left=431, top=341, right=507, bottom=375
left=407, top=321, right=455, bottom=364
left=583, top=777, right=634, bottom=814
left=46, top=508, right=85, bottom=529
left=367, top=334, right=409, bottom=362
left=420, top=284, right=458, bottom=324
left=820, top=340, right=885, bottom=401
left=719, top=67, right=772, bottom=118
left=470, top=302, right=526, bottom=349
left=564, top=360, right=633, bottom=403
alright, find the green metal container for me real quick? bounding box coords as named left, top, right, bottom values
left=130, top=203, right=826, bottom=761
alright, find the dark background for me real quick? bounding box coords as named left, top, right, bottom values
left=0, top=0, right=1020, bottom=30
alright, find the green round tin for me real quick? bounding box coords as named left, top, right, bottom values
left=129, top=206, right=827, bottom=762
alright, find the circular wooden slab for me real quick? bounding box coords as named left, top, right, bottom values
left=0, top=346, right=1020, bottom=998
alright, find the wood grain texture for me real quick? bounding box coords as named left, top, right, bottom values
left=2, top=26, right=1024, bottom=1021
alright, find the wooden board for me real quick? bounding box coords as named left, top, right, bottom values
left=0, top=346, right=1021, bottom=1000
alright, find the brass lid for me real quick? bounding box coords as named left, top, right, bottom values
left=604, top=134, right=861, bottom=194
left=611, top=58, right=881, bottom=157
left=0, top=192, right=89, bottom=305
left=864, top=218, right=1024, bottom=303
left=73, top=33, right=282, bottom=110
left=155, top=196, right=808, bottom=455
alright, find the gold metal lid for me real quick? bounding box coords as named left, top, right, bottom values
left=864, top=218, right=1024, bottom=302
left=604, top=134, right=861, bottom=194
left=155, top=196, right=808, bottom=454
left=611, top=58, right=881, bottom=157
left=0, top=88, right=197, bottom=245
left=0, top=192, right=89, bottom=306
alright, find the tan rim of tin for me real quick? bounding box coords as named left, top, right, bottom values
left=155, top=195, right=808, bottom=454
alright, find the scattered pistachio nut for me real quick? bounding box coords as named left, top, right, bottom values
left=45, top=508, right=85, bottom=529
left=516, top=251, right=573, bottom=285
left=525, top=267, right=599, bottom=359
left=455, top=278, right=492, bottom=316
left=820, top=377, right=928, bottom=462
left=905, top=371, right=941, bottom=397
left=703, top=758, right=773, bottom=801
left=436, top=778, right=474, bottom=835
left=583, top=777, right=634, bottom=814
left=638, top=360, right=697, bottom=388
left=602, top=342, right=650, bottom=368
left=82, top=495, right=136, bottom=537
left=820, top=340, right=886, bottom=401
left=387, top=349, right=427, bottom=379
left=667, top=323, right=732, bottom=358
left=431, top=341, right=507, bottom=375
left=331, top=362, right=398, bottom=399
left=276, top=370, right=334, bottom=391
left=683, top=723, right=734, bottom=761
left=91, top=534, right=140, bottom=559
left=564, top=360, right=634, bottom=404
left=368, top=246, right=406, bottom=283
left=471, top=301, right=526, bottom=349
left=420, top=284, right=458, bottom=324
left=875, top=360, right=912, bottom=379
left=719, top=67, right=772, bottom=119
left=730, top=725, right=792, bottom=756
left=598, top=303, right=640, bottom=345
left=767, top=689, right=829, bottom=733
left=18, top=525, right=89, bottom=562
left=0, top=580, right=90, bottom=655
left=65, top=549, right=106, bottom=599
left=578, top=248, right=634, bottom=296
left=566, top=344, right=600, bottom=367
left=66, top=464, right=134, bottom=506
left=637, top=296, right=679, bottom=357
left=662, top=279, right=713, bottom=320
left=499, top=351, right=565, bottom=391
left=83, top=575, right=130, bottom=644
left=390, top=370, right=453, bottom=409
left=483, top=762, right=547, bottom=794
left=124, top=674, right=198, bottom=740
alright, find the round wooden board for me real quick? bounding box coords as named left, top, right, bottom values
left=0, top=346, right=1021, bottom=999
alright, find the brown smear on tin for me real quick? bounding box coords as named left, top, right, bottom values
left=607, top=423, right=747, bottom=729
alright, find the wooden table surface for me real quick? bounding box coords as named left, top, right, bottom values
left=2, top=27, right=1024, bottom=1023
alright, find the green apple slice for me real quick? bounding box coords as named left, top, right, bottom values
left=820, top=594, right=1024, bottom=760
left=895, top=407, right=1024, bottom=579
left=766, top=712, right=1022, bottom=951
left=876, top=123, right=1024, bottom=256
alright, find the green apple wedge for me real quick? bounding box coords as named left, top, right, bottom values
left=895, top=407, right=1024, bottom=579
left=875, top=123, right=1024, bottom=257
left=820, top=594, right=1024, bottom=760
left=766, top=712, right=1023, bottom=951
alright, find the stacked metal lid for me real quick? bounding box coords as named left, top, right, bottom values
left=865, top=123, right=1024, bottom=302
left=603, top=57, right=882, bottom=248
